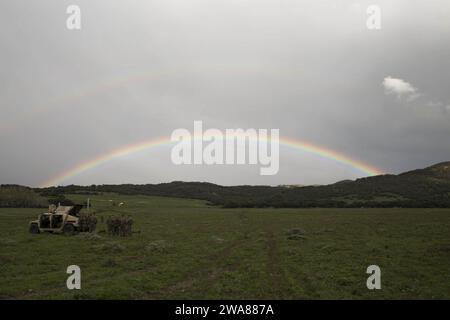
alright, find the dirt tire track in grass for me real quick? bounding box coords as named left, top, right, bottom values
left=148, top=236, right=248, bottom=298
left=147, top=212, right=252, bottom=298
left=266, top=230, right=291, bottom=299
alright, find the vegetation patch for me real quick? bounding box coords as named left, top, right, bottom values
left=285, top=228, right=307, bottom=241
left=146, top=240, right=173, bottom=253
left=0, top=185, right=47, bottom=208
left=94, top=242, right=125, bottom=253
left=76, top=232, right=102, bottom=241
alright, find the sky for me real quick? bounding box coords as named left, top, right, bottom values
left=1, top=0, right=450, bottom=187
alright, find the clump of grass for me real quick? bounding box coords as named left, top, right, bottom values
left=102, top=258, right=118, bottom=268
left=94, top=242, right=125, bottom=253
left=211, top=235, right=225, bottom=243
left=76, top=232, right=102, bottom=241
left=146, top=240, right=172, bottom=253
left=285, top=228, right=307, bottom=240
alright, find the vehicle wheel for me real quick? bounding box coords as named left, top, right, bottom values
left=63, top=224, right=75, bottom=235
left=29, top=224, right=40, bottom=234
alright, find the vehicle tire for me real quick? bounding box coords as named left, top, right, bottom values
left=63, top=223, right=75, bottom=235
left=29, top=224, right=40, bottom=234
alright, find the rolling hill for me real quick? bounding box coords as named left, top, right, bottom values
left=34, top=161, right=450, bottom=208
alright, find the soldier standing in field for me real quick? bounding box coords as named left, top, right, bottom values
left=88, top=213, right=97, bottom=233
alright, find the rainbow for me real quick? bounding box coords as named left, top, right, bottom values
left=40, top=135, right=384, bottom=187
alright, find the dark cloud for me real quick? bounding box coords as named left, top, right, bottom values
left=1, top=0, right=450, bottom=186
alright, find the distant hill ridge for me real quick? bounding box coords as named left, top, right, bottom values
left=400, top=161, right=450, bottom=179
left=35, top=161, right=450, bottom=208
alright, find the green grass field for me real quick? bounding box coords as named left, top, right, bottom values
left=1, top=193, right=449, bottom=299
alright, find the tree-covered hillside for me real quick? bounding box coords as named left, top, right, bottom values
left=35, top=162, right=450, bottom=208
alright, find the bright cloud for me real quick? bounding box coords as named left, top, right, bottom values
left=382, top=76, right=418, bottom=100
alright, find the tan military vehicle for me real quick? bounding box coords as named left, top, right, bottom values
left=29, top=204, right=83, bottom=235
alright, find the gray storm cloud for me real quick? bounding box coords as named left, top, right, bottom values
left=1, top=0, right=450, bottom=187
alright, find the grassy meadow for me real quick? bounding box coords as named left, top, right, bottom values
left=0, top=193, right=449, bottom=299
